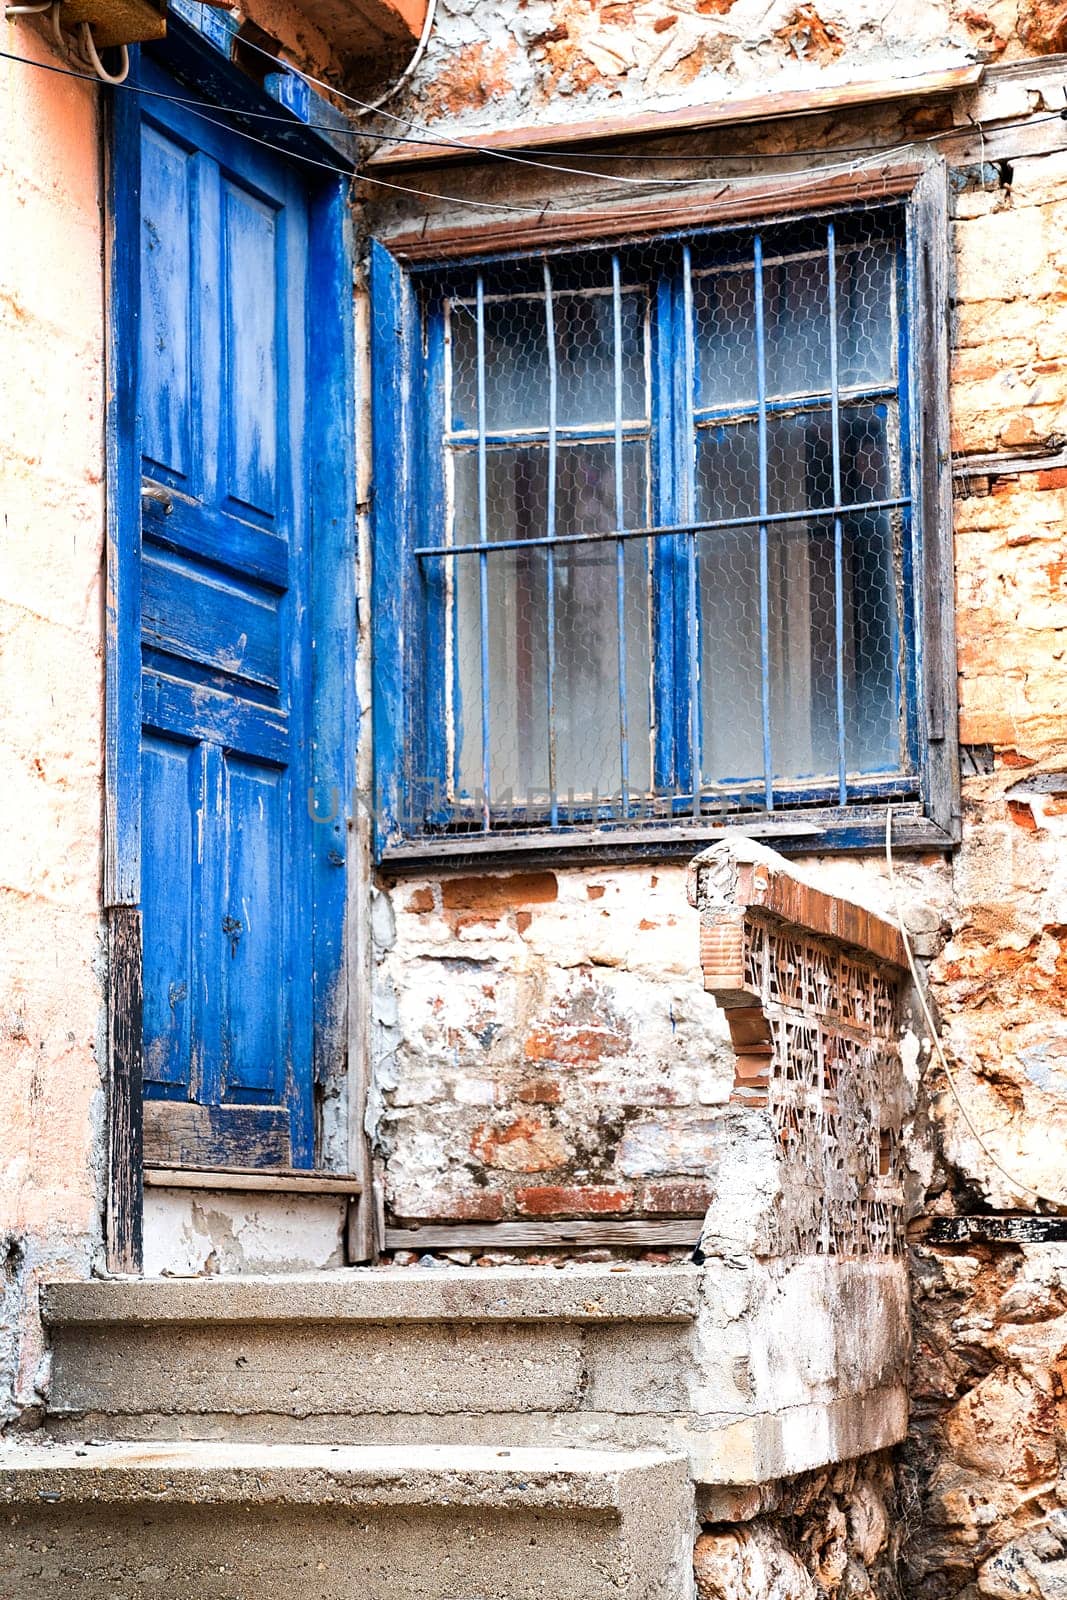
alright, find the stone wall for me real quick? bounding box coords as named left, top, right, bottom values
left=371, top=864, right=733, bottom=1225
left=695, top=1453, right=902, bottom=1600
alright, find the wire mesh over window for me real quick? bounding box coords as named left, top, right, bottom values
left=408, top=206, right=917, bottom=839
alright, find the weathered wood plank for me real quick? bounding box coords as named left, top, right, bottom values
left=143, top=1103, right=291, bottom=1169
left=380, top=161, right=927, bottom=263
left=911, top=1214, right=1067, bottom=1245
left=144, top=1167, right=362, bottom=1195
left=910, top=159, right=961, bottom=840
left=106, top=907, right=144, bottom=1275
left=384, top=1219, right=704, bottom=1250
left=954, top=446, right=1067, bottom=480
left=368, top=64, right=983, bottom=167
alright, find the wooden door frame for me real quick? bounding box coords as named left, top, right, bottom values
left=103, top=20, right=361, bottom=1271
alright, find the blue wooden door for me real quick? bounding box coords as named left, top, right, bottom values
left=136, top=63, right=316, bottom=1169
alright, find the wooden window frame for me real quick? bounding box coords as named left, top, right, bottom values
left=371, top=157, right=959, bottom=866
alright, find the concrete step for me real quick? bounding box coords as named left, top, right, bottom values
left=43, top=1266, right=702, bottom=1452
left=0, top=1439, right=694, bottom=1600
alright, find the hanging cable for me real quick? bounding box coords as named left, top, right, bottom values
left=75, top=20, right=128, bottom=83
left=1, top=42, right=1065, bottom=205
left=4, top=0, right=131, bottom=84
left=234, top=31, right=1067, bottom=193
left=4, top=39, right=1062, bottom=199
left=357, top=0, right=437, bottom=116
left=885, top=805, right=1066, bottom=1209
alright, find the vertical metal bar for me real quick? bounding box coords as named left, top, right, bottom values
left=753, top=234, right=774, bottom=811
left=681, top=244, right=700, bottom=818
left=475, top=274, right=491, bottom=830
left=543, top=261, right=559, bottom=827
left=612, top=253, right=630, bottom=817
left=827, top=221, right=848, bottom=806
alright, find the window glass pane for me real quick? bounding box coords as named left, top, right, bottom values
left=838, top=241, right=896, bottom=389
left=695, top=404, right=894, bottom=523
left=699, top=525, right=764, bottom=784
left=843, top=507, right=900, bottom=774
left=698, top=509, right=902, bottom=789
left=694, top=265, right=757, bottom=410
left=449, top=290, right=647, bottom=434
left=693, top=238, right=897, bottom=411
left=763, top=252, right=831, bottom=400
left=452, top=443, right=651, bottom=806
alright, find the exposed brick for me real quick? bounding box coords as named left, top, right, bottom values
left=1019, top=0, right=1067, bottom=54
left=639, top=1181, right=716, bottom=1216
left=516, top=1078, right=562, bottom=1105
left=1007, top=799, right=1041, bottom=831
left=392, top=1190, right=505, bottom=1223
left=470, top=1116, right=571, bottom=1173
left=441, top=872, right=558, bottom=914
left=1035, top=467, right=1067, bottom=492
left=404, top=887, right=434, bottom=914
left=523, top=1025, right=628, bottom=1066
left=515, top=1185, right=634, bottom=1218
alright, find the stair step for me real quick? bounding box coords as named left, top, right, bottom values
left=0, top=1440, right=694, bottom=1599
left=42, top=1263, right=702, bottom=1324
left=44, top=1266, right=701, bottom=1449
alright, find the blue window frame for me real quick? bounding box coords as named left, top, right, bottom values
left=372, top=180, right=959, bottom=861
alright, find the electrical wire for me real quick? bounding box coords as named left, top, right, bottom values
left=75, top=20, right=128, bottom=84
left=357, top=0, right=437, bottom=115
left=885, top=805, right=1066, bottom=1210
left=5, top=0, right=1065, bottom=1222
left=3, top=35, right=1066, bottom=201
left=0, top=45, right=527, bottom=210
left=236, top=31, right=1067, bottom=188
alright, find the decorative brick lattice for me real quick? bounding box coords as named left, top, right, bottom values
left=689, top=841, right=908, bottom=1261
left=742, top=915, right=905, bottom=1258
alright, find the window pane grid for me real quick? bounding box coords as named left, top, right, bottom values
left=414, top=207, right=915, bottom=837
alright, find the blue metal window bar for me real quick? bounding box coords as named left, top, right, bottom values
left=413, top=207, right=916, bottom=838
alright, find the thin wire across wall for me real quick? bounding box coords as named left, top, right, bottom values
left=1, top=37, right=1066, bottom=209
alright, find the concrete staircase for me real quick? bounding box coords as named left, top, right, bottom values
left=0, top=1267, right=700, bottom=1598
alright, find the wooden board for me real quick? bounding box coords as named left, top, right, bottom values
left=143, top=1103, right=291, bottom=1169
left=911, top=1214, right=1067, bottom=1245
left=379, top=160, right=928, bottom=263
left=144, top=1166, right=362, bottom=1195
left=384, top=1219, right=704, bottom=1251
left=367, top=64, right=983, bottom=167
left=106, top=907, right=144, bottom=1275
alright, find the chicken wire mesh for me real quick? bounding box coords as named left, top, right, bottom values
left=406, top=205, right=914, bottom=836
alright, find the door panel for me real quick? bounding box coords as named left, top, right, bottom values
left=137, top=62, right=314, bottom=1168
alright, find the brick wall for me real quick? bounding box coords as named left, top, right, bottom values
left=371, top=864, right=732, bottom=1225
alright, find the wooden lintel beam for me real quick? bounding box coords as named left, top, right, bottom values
left=367, top=63, right=983, bottom=167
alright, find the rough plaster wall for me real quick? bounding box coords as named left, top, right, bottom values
left=388, top=0, right=1067, bottom=135
left=0, top=22, right=107, bottom=1423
